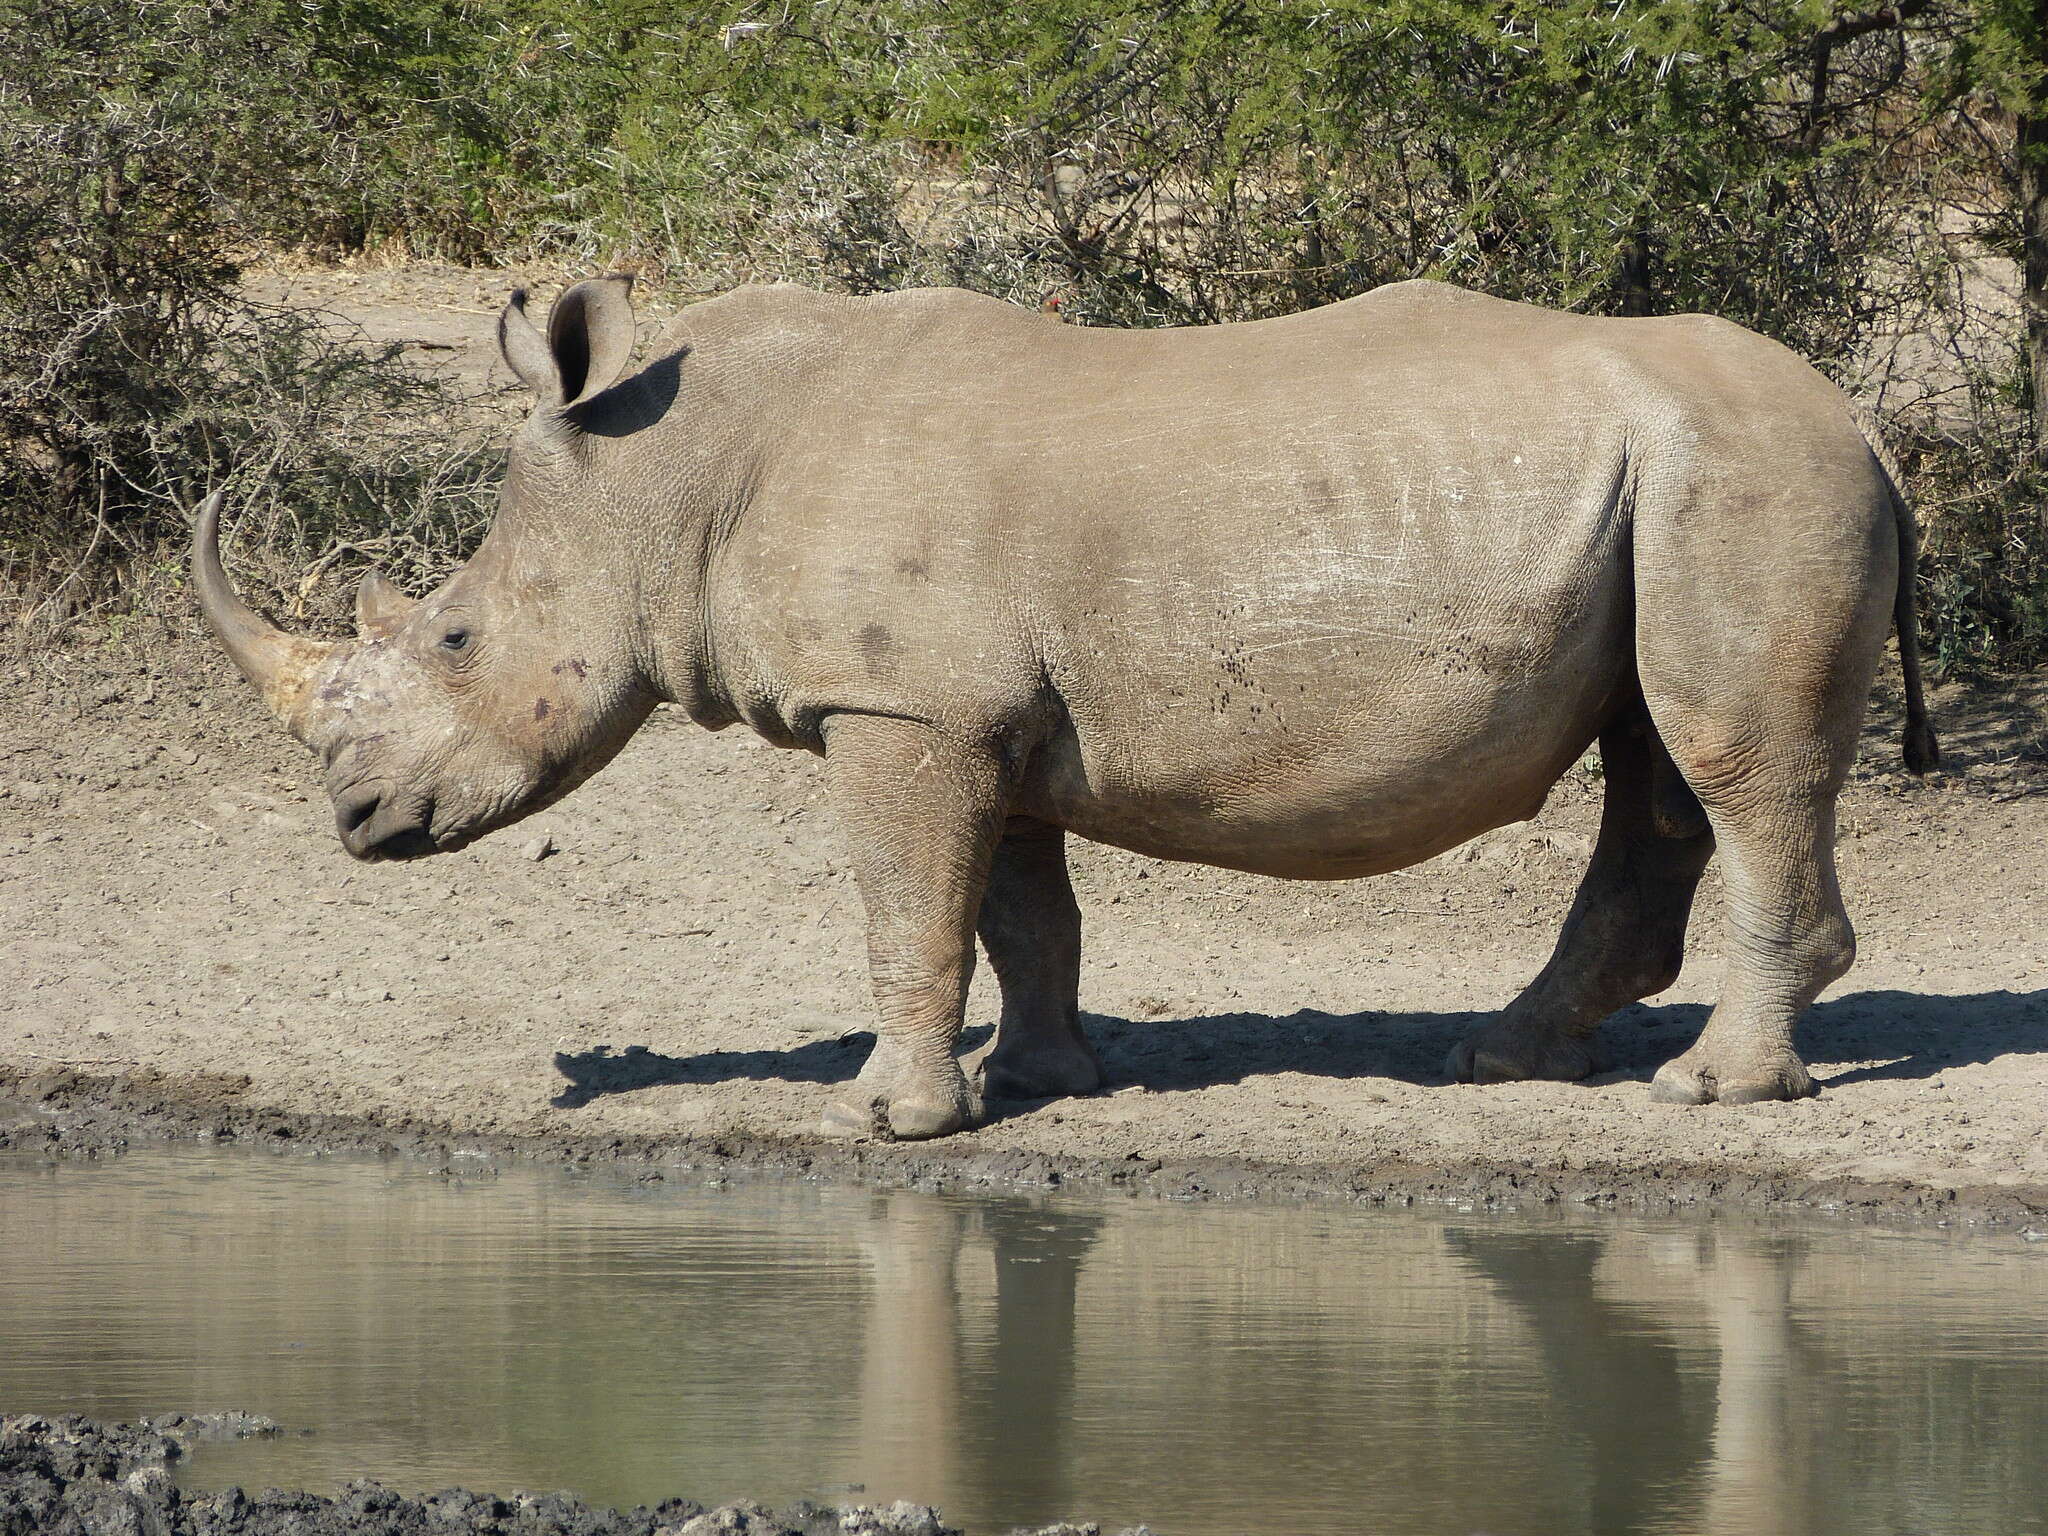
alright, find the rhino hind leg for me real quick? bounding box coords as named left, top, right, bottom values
left=965, top=819, right=1103, bottom=1101
left=1644, top=780, right=1852, bottom=1107
left=1449, top=706, right=1715, bottom=1086
left=1627, top=466, right=1894, bottom=1105
left=1638, top=683, right=1870, bottom=1106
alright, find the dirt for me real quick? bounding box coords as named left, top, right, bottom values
left=2, top=263, right=2046, bottom=1225
left=2, top=1414, right=1136, bottom=1536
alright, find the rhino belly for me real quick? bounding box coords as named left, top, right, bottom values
left=1022, top=643, right=1625, bottom=880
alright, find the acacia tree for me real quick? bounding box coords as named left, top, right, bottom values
left=1923, top=0, right=2048, bottom=453
left=641, top=0, right=1926, bottom=357
left=0, top=0, right=496, bottom=630
left=7, top=0, right=2044, bottom=666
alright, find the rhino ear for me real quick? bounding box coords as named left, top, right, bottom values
left=547, top=275, right=637, bottom=406
left=498, top=276, right=637, bottom=411
left=498, top=289, right=563, bottom=406
left=355, top=569, right=418, bottom=640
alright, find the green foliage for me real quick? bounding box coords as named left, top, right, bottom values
left=1929, top=0, right=2046, bottom=116
left=297, top=1, right=1915, bottom=344
left=1901, top=388, right=2048, bottom=678
left=0, top=0, right=495, bottom=638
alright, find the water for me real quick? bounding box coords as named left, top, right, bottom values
left=2, top=1147, right=2044, bottom=1535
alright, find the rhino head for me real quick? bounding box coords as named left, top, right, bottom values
left=194, top=277, right=666, bottom=860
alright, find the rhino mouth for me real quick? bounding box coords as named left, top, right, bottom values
left=332, top=767, right=555, bottom=861
left=366, top=826, right=440, bottom=861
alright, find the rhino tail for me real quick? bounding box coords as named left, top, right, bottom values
left=1853, top=409, right=1939, bottom=774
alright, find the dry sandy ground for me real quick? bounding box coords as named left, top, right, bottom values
left=2, top=265, right=2044, bottom=1219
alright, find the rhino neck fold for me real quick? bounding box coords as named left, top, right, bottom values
left=641, top=498, right=739, bottom=732
left=613, top=414, right=756, bottom=736
left=590, top=294, right=840, bottom=736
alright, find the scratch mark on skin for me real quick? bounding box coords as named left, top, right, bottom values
left=1238, top=629, right=1425, bottom=657
left=551, top=658, right=588, bottom=679
left=1297, top=543, right=1407, bottom=562
left=533, top=698, right=552, bottom=721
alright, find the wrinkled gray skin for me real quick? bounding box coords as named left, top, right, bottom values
left=195, top=276, right=1940, bottom=1139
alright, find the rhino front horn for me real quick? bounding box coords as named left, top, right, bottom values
left=191, top=488, right=341, bottom=743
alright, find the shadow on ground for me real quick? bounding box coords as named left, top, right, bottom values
left=550, top=1034, right=875, bottom=1108
left=550, top=988, right=2046, bottom=1110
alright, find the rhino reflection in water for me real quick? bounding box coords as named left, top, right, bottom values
left=842, top=1194, right=1842, bottom=1534
left=195, top=275, right=1938, bottom=1138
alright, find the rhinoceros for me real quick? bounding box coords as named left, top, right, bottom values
left=194, top=275, right=1937, bottom=1139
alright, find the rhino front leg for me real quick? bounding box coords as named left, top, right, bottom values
left=965, top=819, right=1103, bottom=1102
left=818, top=714, right=1006, bottom=1141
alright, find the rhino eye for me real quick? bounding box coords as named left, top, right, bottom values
left=439, top=628, right=471, bottom=653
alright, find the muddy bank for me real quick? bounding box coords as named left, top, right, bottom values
left=4, top=1061, right=2044, bottom=1229
left=0, top=1415, right=1146, bottom=1536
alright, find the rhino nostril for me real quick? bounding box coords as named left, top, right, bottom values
left=338, top=790, right=381, bottom=837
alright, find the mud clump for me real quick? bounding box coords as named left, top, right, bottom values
left=0, top=1414, right=1152, bottom=1536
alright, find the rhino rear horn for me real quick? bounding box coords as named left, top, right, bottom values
left=355, top=569, right=418, bottom=640
left=191, top=489, right=341, bottom=744
left=498, top=275, right=637, bottom=409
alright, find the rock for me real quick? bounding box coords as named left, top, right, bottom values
left=677, top=1503, right=784, bottom=1535
left=862, top=1503, right=949, bottom=1536
left=522, top=834, right=557, bottom=862
left=147, top=1409, right=281, bottom=1445
left=0, top=1413, right=1114, bottom=1536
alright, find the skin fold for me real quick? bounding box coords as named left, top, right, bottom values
left=194, top=275, right=1937, bottom=1140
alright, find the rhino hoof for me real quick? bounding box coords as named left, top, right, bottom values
left=1650, top=1056, right=1816, bottom=1106
left=1446, top=1026, right=1594, bottom=1085
left=1721, top=1069, right=1818, bottom=1104
left=818, top=1096, right=887, bottom=1140
left=885, top=1097, right=978, bottom=1140
left=1647, top=1065, right=1714, bottom=1106
left=816, top=1091, right=980, bottom=1141
left=967, top=1040, right=1104, bottom=1101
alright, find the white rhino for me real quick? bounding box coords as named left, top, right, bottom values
left=195, top=276, right=1937, bottom=1139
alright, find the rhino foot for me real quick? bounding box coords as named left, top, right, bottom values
left=1650, top=1050, right=1816, bottom=1106
left=1446, top=1020, right=1596, bottom=1085
left=885, top=1093, right=981, bottom=1140
left=965, top=1034, right=1103, bottom=1101
left=817, top=1080, right=983, bottom=1142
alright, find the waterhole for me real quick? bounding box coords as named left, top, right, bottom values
left=3, top=1146, right=2045, bottom=1534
